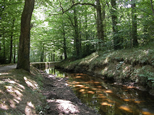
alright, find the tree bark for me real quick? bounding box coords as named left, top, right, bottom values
left=17, top=0, right=35, bottom=72
left=131, top=0, right=138, bottom=47
left=111, top=0, right=122, bottom=50
left=9, top=19, right=15, bottom=63
left=72, top=0, right=80, bottom=58
left=96, top=0, right=104, bottom=50
left=13, top=40, right=16, bottom=63
left=62, top=21, right=67, bottom=60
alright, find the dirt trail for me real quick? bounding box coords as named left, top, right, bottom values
left=0, top=64, right=16, bottom=73
left=40, top=70, right=99, bottom=115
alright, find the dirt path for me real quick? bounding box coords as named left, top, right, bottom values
left=0, top=64, right=16, bottom=73
left=0, top=64, right=99, bottom=114
left=40, top=70, right=99, bottom=115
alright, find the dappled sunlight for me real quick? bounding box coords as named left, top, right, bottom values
left=84, top=54, right=99, bottom=64
left=122, top=66, right=130, bottom=74
left=102, top=67, right=108, bottom=74
left=0, top=72, right=9, bottom=75
left=0, top=77, right=25, bottom=110
left=5, top=86, right=23, bottom=101
left=9, top=100, right=16, bottom=108
left=47, top=99, right=79, bottom=114
left=104, top=57, right=109, bottom=64
left=25, top=101, right=36, bottom=115
left=24, top=77, right=39, bottom=90
left=0, top=102, right=9, bottom=110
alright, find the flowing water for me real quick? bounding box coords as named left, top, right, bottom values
left=35, top=63, right=154, bottom=115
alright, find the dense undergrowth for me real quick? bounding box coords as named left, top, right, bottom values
left=56, top=43, right=154, bottom=95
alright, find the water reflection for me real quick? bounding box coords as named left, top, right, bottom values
left=45, top=68, right=66, bottom=78
left=66, top=73, right=154, bottom=115
left=35, top=64, right=154, bottom=115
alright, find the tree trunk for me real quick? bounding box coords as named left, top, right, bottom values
left=2, top=27, right=6, bottom=63
left=73, top=5, right=80, bottom=57
left=17, top=0, right=35, bottom=72
left=96, top=0, right=104, bottom=50
left=9, top=19, right=15, bottom=63
left=40, top=43, right=44, bottom=62
left=85, top=8, right=90, bottom=55
left=111, top=0, right=122, bottom=50
left=131, top=0, right=138, bottom=47
left=62, top=21, right=67, bottom=60
left=13, top=40, right=16, bottom=63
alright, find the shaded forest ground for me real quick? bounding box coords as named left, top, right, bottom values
left=0, top=65, right=98, bottom=115
left=55, top=43, right=154, bottom=96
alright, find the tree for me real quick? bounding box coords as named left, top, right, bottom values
left=131, top=0, right=138, bottom=47
left=111, top=0, right=123, bottom=50
left=17, top=0, right=35, bottom=72
left=96, top=0, right=104, bottom=50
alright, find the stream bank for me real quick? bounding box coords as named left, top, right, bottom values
left=55, top=45, right=154, bottom=95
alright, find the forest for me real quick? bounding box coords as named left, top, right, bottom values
left=1, top=0, right=154, bottom=114
left=0, top=0, right=154, bottom=70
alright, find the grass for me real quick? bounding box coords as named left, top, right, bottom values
left=56, top=42, right=154, bottom=91
left=0, top=66, right=47, bottom=115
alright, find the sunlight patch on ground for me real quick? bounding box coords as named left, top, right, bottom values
left=0, top=73, right=9, bottom=75
left=0, top=102, right=9, bottom=110
left=5, top=85, right=23, bottom=101
left=24, top=77, right=39, bottom=90
left=47, top=99, right=79, bottom=114
left=84, top=54, right=99, bottom=64
left=102, top=67, right=108, bottom=74
left=25, top=101, right=36, bottom=115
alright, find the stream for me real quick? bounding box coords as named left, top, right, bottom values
left=34, top=63, right=154, bottom=115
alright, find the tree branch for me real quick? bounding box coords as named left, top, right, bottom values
left=49, top=2, right=96, bottom=16
left=64, top=2, right=96, bottom=13
left=150, top=0, right=154, bottom=16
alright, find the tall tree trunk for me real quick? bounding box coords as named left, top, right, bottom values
left=2, top=28, right=6, bottom=63
left=62, top=21, right=67, bottom=60
left=17, top=0, right=35, bottom=72
left=73, top=4, right=80, bottom=57
left=40, top=43, right=44, bottom=62
left=131, top=0, right=138, bottom=47
left=13, top=40, right=16, bottom=63
left=9, top=19, right=15, bottom=63
left=96, top=0, right=104, bottom=50
left=85, top=8, right=90, bottom=55
left=111, top=0, right=122, bottom=50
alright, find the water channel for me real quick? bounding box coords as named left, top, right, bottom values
left=34, top=63, right=154, bottom=115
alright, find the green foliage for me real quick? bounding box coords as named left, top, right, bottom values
left=0, top=0, right=154, bottom=63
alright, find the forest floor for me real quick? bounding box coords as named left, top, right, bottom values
left=0, top=64, right=98, bottom=115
